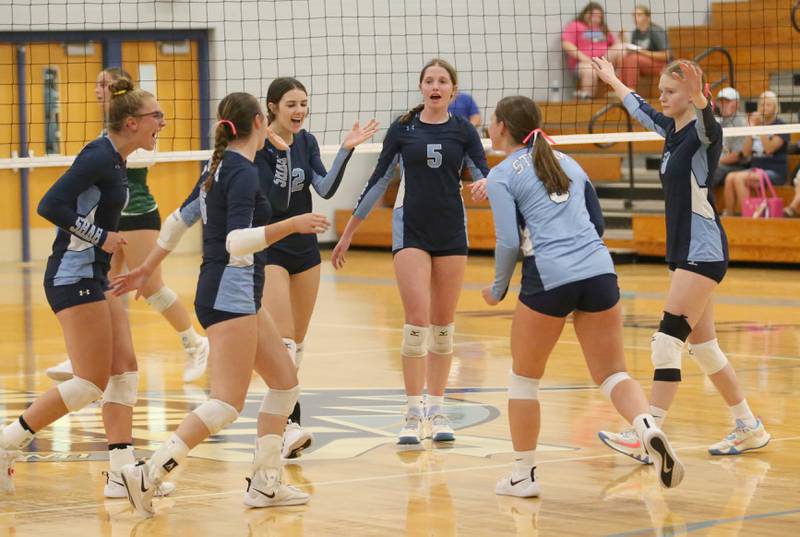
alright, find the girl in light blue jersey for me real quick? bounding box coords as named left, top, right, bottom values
left=481, top=95, right=682, bottom=497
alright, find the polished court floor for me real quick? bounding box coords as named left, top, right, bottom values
left=0, top=250, right=798, bottom=536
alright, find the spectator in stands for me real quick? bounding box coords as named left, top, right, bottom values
left=712, top=87, right=748, bottom=187
left=723, top=91, right=789, bottom=215
left=620, top=6, right=671, bottom=90
left=449, top=91, right=481, bottom=128
left=562, top=2, right=625, bottom=100
left=784, top=171, right=799, bottom=217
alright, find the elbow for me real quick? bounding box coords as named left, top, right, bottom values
left=225, top=227, right=267, bottom=257
left=37, top=198, right=54, bottom=222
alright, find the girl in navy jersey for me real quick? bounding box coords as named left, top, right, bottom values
left=592, top=57, right=770, bottom=460
left=0, top=79, right=171, bottom=493
left=115, top=92, right=328, bottom=517
left=46, top=67, right=209, bottom=384
left=257, top=77, right=379, bottom=458
left=482, top=95, right=682, bottom=495
left=333, top=58, right=490, bottom=445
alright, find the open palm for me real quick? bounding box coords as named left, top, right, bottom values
left=342, top=119, right=380, bottom=150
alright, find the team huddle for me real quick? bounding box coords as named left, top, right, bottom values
left=0, top=56, right=771, bottom=517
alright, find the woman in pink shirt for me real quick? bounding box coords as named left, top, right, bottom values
left=562, top=2, right=624, bottom=100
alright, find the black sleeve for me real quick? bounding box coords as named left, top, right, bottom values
left=37, top=145, right=109, bottom=246
left=225, top=168, right=259, bottom=234
left=584, top=180, right=605, bottom=237
left=255, top=146, right=292, bottom=212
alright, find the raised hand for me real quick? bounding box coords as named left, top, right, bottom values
left=671, top=61, right=704, bottom=97
left=591, top=56, right=619, bottom=85
left=266, top=126, right=291, bottom=152
left=342, top=119, right=381, bottom=150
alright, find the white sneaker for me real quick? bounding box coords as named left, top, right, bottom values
left=282, top=423, right=313, bottom=459
left=426, top=413, right=455, bottom=442
left=708, top=418, right=771, bottom=456
left=244, top=468, right=310, bottom=508
left=397, top=413, right=424, bottom=445
left=0, top=449, right=21, bottom=493
left=598, top=427, right=652, bottom=465
left=642, top=428, right=684, bottom=489
left=120, top=461, right=159, bottom=517
left=495, top=466, right=541, bottom=498
left=103, top=469, right=176, bottom=499
left=45, top=359, right=74, bottom=382
left=182, top=337, right=209, bottom=383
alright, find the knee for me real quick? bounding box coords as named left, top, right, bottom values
left=144, top=286, right=178, bottom=313
left=688, top=338, right=728, bottom=375
left=428, top=323, right=455, bottom=355
left=599, top=371, right=632, bottom=399
left=102, top=371, right=139, bottom=407
left=651, top=311, right=692, bottom=382
left=57, top=376, right=105, bottom=411
left=259, top=384, right=300, bottom=416
left=193, top=398, right=240, bottom=435
left=401, top=323, right=429, bottom=357
left=508, top=370, right=539, bottom=400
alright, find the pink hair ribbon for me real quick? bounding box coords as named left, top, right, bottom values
left=523, top=128, right=556, bottom=146
left=218, top=119, right=238, bottom=137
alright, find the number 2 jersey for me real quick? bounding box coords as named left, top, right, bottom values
left=623, top=92, right=728, bottom=264
left=352, top=114, right=490, bottom=253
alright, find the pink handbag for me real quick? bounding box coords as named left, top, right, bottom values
left=741, top=168, right=784, bottom=218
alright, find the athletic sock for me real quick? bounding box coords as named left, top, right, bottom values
left=730, top=400, right=758, bottom=429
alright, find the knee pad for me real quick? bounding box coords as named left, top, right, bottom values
left=145, top=286, right=178, bottom=313
left=508, top=371, right=539, bottom=400
left=651, top=331, right=685, bottom=382
left=688, top=338, right=728, bottom=375
left=599, top=371, right=631, bottom=399
left=659, top=311, right=692, bottom=341
left=401, top=324, right=428, bottom=358
left=102, top=371, right=139, bottom=407
left=259, top=384, right=301, bottom=416
left=193, top=398, right=239, bottom=435
left=57, top=376, right=103, bottom=412
left=282, top=338, right=297, bottom=366
left=295, top=342, right=305, bottom=368
left=429, top=323, right=455, bottom=355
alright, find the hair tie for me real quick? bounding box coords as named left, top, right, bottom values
left=523, top=128, right=555, bottom=147
left=112, top=89, right=128, bottom=96
left=704, top=82, right=715, bottom=109
left=218, top=119, right=238, bottom=137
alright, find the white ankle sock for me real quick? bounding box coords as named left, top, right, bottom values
left=426, top=395, right=444, bottom=414
left=149, top=434, right=189, bottom=480
left=407, top=395, right=423, bottom=415
left=512, top=450, right=536, bottom=480
left=254, top=434, right=282, bottom=471
left=632, top=413, right=658, bottom=442
left=179, top=327, right=202, bottom=349
left=649, top=405, right=667, bottom=428
left=109, top=445, right=136, bottom=471
left=730, top=400, right=758, bottom=428
left=1, top=419, right=34, bottom=450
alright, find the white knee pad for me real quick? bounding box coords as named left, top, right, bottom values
left=102, top=371, right=139, bottom=407
left=508, top=371, right=539, bottom=400
left=295, top=342, right=305, bottom=368
left=259, top=384, right=301, bottom=416
left=688, top=339, right=728, bottom=375
left=401, top=324, right=428, bottom=358
left=145, top=286, right=178, bottom=313
left=193, top=399, right=239, bottom=435
left=651, top=331, right=684, bottom=370
left=282, top=338, right=297, bottom=366
left=429, top=323, right=455, bottom=355
left=599, top=371, right=631, bottom=399
left=57, top=376, right=104, bottom=412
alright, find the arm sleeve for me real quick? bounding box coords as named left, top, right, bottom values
left=255, top=148, right=292, bottom=212
left=352, top=122, right=401, bottom=219
left=694, top=102, right=723, bottom=146
left=464, top=121, right=490, bottom=180
left=487, top=172, right=521, bottom=302
left=310, top=136, right=354, bottom=199
left=157, top=172, right=206, bottom=251
left=622, top=92, right=671, bottom=137
left=584, top=180, right=605, bottom=237
left=37, top=146, right=109, bottom=246
left=225, top=169, right=258, bottom=236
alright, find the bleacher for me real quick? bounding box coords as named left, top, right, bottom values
left=334, top=0, right=800, bottom=264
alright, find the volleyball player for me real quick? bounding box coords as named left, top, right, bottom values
left=115, top=93, right=328, bottom=517
left=46, top=67, right=209, bottom=384
left=482, top=95, right=683, bottom=495
left=0, top=79, right=176, bottom=495
left=258, top=77, right=379, bottom=458
left=332, top=58, right=490, bottom=445
left=592, top=57, right=770, bottom=460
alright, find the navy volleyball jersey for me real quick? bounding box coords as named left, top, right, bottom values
left=353, top=114, right=489, bottom=253
left=487, top=147, right=612, bottom=300
left=39, top=136, right=128, bottom=286
left=256, top=129, right=352, bottom=257
left=194, top=151, right=273, bottom=314
left=624, top=93, right=728, bottom=264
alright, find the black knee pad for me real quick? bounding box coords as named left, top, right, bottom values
left=658, top=311, right=691, bottom=342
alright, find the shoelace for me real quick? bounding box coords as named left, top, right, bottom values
left=429, top=414, right=449, bottom=427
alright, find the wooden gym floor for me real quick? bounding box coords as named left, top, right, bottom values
left=0, top=250, right=798, bottom=536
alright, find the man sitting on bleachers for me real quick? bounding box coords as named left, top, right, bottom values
left=712, top=87, right=748, bottom=187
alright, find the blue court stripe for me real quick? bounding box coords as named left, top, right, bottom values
left=606, top=508, right=800, bottom=537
